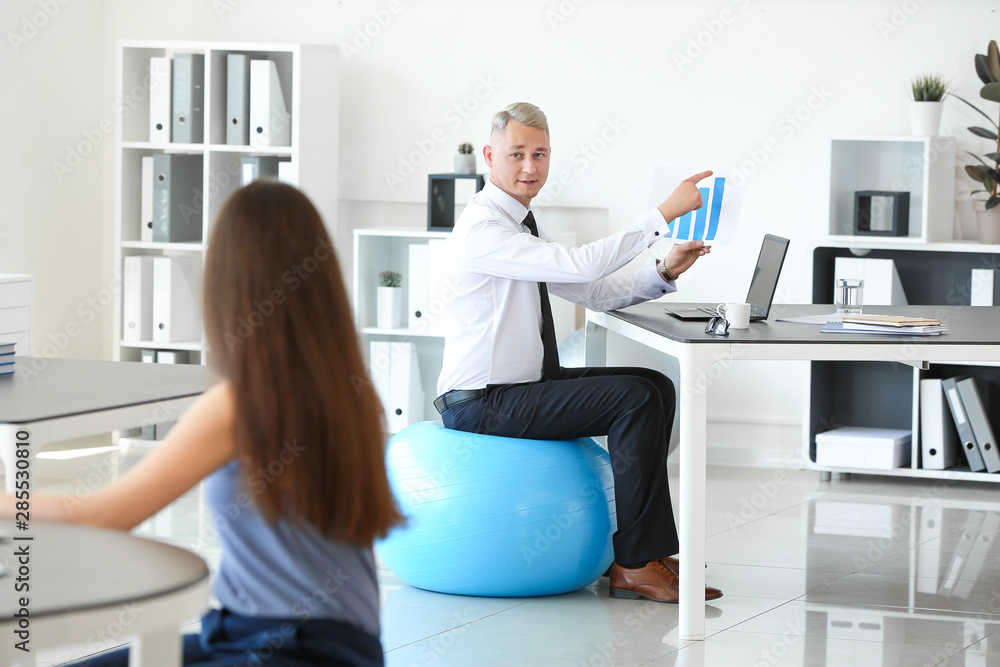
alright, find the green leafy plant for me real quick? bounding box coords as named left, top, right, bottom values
left=378, top=270, right=402, bottom=288
left=458, top=142, right=474, bottom=155
left=911, top=73, right=948, bottom=101
left=951, top=39, right=1000, bottom=210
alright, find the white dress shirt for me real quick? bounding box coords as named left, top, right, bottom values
left=436, top=179, right=677, bottom=394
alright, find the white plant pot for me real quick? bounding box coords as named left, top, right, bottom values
left=973, top=201, right=1000, bottom=245
left=376, top=286, right=403, bottom=329
left=454, top=153, right=476, bottom=175
left=910, top=101, right=943, bottom=137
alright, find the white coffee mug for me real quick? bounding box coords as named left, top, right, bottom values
left=717, top=302, right=751, bottom=329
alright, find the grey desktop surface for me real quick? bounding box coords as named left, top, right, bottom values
left=0, top=521, right=208, bottom=617
left=609, top=303, right=1000, bottom=345
left=0, top=357, right=213, bottom=423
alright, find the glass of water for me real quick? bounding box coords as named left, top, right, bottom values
left=835, top=278, right=864, bottom=314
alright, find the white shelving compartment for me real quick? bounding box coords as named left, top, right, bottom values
left=827, top=136, right=956, bottom=243
left=353, top=229, right=450, bottom=431
left=113, top=40, right=339, bottom=367
left=807, top=241, right=1000, bottom=483
left=354, top=226, right=582, bottom=433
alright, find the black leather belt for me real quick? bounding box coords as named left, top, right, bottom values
left=433, top=389, right=486, bottom=413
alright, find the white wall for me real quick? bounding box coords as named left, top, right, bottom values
left=3, top=0, right=997, bottom=453
left=0, top=0, right=107, bottom=360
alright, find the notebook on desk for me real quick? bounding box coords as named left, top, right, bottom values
left=663, top=233, right=790, bottom=321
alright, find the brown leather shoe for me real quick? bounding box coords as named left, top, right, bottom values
left=609, top=557, right=723, bottom=603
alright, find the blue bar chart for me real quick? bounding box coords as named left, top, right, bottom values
left=651, top=169, right=742, bottom=245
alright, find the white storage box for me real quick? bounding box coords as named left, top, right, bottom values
left=815, top=426, right=912, bottom=470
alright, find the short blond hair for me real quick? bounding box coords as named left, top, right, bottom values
left=491, top=102, right=549, bottom=141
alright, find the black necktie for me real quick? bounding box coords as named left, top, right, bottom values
left=522, top=211, right=560, bottom=380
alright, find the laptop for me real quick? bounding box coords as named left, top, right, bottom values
left=663, top=234, right=790, bottom=321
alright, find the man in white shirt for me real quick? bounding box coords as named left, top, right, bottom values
left=435, top=102, right=721, bottom=603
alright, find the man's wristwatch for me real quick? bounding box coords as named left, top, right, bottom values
left=656, top=259, right=676, bottom=282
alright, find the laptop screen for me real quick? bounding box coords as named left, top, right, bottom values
left=746, top=234, right=790, bottom=318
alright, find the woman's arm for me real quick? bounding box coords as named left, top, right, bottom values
left=1, top=381, right=236, bottom=531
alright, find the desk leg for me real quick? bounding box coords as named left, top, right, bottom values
left=131, top=628, right=183, bottom=666
left=584, top=320, right=608, bottom=368
left=678, top=349, right=713, bottom=641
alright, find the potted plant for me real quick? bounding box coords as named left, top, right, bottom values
left=910, top=73, right=948, bottom=136
left=950, top=39, right=1000, bottom=243
left=377, top=270, right=403, bottom=329
left=455, top=142, right=476, bottom=175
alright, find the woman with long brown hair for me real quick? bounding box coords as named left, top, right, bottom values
left=5, top=181, right=401, bottom=665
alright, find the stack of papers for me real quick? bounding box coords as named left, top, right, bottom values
left=822, top=314, right=948, bottom=336
left=0, top=341, right=14, bottom=375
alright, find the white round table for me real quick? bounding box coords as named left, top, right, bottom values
left=0, top=521, right=210, bottom=666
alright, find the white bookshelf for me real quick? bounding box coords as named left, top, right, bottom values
left=353, top=229, right=450, bottom=427
left=113, top=40, right=339, bottom=367
left=808, top=241, right=1000, bottom=483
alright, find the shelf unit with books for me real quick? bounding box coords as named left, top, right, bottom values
left=806, top=241, right=1000, bottom=483
left=113, top=41, right=338, bottom=446
left=353, top=229, right=450, bottom=432
left=113, top=40, right=339, bottom=369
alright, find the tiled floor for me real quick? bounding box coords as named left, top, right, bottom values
left=16, top=441, right=1000, bottom=666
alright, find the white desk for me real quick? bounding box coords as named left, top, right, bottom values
left=0, top=357, right=211, bottom=494
left=0, top=521, right=210, bottom=666
left=584, top=303, right=1000, bottom=641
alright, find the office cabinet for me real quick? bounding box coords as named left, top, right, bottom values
left=807, top=241, right=1000, bottom=482
left=113, top=40, right=339, bottom=367
left=354, top=230, right=449, bottom=430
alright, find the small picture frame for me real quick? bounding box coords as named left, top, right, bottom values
left=854, top=191, right=910, bottom=237
left=427, top=174, right=486, bottom=231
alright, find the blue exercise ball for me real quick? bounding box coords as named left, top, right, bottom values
left=377, top=421, right=616, bottom=597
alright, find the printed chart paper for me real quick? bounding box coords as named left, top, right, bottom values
left=647, top=167, right=744, bottom=245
